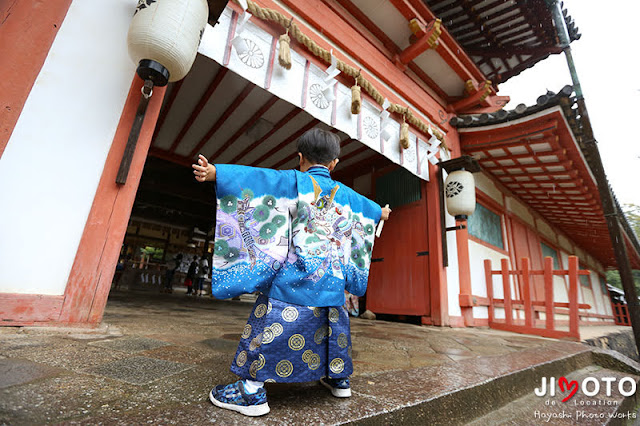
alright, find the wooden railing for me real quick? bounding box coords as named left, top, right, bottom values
left=484, top=256, right=590, bottom=340
left=612, top=303, right=631, bottom=326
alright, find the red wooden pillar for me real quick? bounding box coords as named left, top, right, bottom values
left=58, top=78, right=166, bottom=324
left=484, top=259, right=494, bottom=324
left=567, top=255, right=580, bottom=338
left=501, top=258, right=512, bottom=325
left=456, top=218, right=474, bottom=326
left=426, top=167, right=448, bottom=326
left=544, top=256, right=554, bottom=331
left=521, top=257, right=533, bottom=327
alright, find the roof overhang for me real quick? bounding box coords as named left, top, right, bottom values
left=459, top=106, right=640, bottom=269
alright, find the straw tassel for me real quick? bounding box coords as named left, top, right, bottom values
left=400, top=119, right=410, bottom=149
left=350, top=72, right=362, bottom=115
left=351, top=85, right=361, bottom=114
left=278, top=33, right=292, bottom=70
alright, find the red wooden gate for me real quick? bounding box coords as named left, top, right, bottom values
left=484, top=256, right=590, bottom=340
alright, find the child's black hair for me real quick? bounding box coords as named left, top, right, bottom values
left=296, top=128, right=341, bottom=165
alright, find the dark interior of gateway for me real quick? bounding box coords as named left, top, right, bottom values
left=112, top=55, right=426, bottom=321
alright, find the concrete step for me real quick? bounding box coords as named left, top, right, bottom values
left=347, top=348, right=640, bottom=425
left=468, top=365, right=639, bottom=425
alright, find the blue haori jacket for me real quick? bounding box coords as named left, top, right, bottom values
left=211, top=164, right=382, bottom=307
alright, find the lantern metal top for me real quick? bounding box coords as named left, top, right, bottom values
left=438, top=155, right=481, bottom=174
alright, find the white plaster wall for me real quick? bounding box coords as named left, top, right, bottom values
left=0, top=0, right=137, bottom=294
left=505, top=196, right=534, bottom=226
left=560, top=251, right=581, bottom=304
left=587, top=271, right=601, bottom=313
left=475, top=172, right=503, bottom=206
left=558, top=234, right=573, bottom=253
left=536, top=218, right=556, bottom=244
left=468, top=240, right=510, bottom=319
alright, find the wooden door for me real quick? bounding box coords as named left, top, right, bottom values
left=366, top=167, right=430, bottom=316
left=509, top=218, right=544, bottom=300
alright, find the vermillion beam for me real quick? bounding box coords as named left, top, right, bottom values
left=209, top=96, right=279, bottom=161
left=148, top=147, right=192, bottom=167
left=230, top=107, right=303, bottom=164
left=396, top=20, right=440, bottom=65
left=271, top=129, right=348, bottom=169
left=169, top=67, right=228, bottom=153
left=385, top=0, right=486, bottom=83
left=328, top=0, right=451, bottom=101
left=189, top=82, right=254, bottom=159
left=338, top=144, right=369, bottom=163
left=151, top=80, right=184, bottom=144
left=250, top=119, right=320, bottom=167
left=460, top=121, right=558, bottom=147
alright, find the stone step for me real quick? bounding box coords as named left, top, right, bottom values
left=468, top=366, right=640, bottom=425
left=344, top=348, right=640, bottom=425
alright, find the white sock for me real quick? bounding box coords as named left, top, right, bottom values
left=243, top=379, right=264, bottom=394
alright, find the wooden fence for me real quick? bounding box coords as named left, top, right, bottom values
left=484, top=256, right=591, bottom=340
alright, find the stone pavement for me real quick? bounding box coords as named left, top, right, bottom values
left=1, top=289, right=638, bottom=425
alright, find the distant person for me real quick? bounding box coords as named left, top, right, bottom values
left=163, top=253, right=182, bottom=294
left=185, top=256, right=198, bottom=295
left=195, top=255, right=209, bottom=297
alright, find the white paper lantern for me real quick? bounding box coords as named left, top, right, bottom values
left=128, top=0, right=208, bottom=84
left=444, top=170, right=475, bottom=219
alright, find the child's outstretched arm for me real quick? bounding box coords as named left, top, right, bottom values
left=192, top=154, right=216, bottom=182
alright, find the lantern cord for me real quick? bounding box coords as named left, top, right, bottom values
left=116, top=79, right=154, bottom=184
left=232, top=0, right=448, bottom=149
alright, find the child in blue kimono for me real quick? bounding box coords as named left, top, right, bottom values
left=192, top=128, right=390, bottom=416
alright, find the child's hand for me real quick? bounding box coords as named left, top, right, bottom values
left=381, top=205, right=391, bottom=221
left=192, top=154, right=216, bottom=182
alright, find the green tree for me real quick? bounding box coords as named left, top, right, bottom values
left=606, top=204, right=640, bottom=291
left=623, top=203, right=640, bottom=239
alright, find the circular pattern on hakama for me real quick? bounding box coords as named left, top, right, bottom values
left=236, top=350, right=247, bottom=367
left=271, top=322, right=283, bottom=336
left=282, top=307, right=299, bottom=322
left=330, top=358, right=345, bottom=374
left=254, top=304, right=267, bottom=318
left=262, top=327, right=274, bottom=344
left=329, top=308, right=340, bottom=323
left=241, top=324, right=252, bottom=339
left=288, top=334, right=305, bottom=351
left=276, top=360, right=294, bottom=377
left=337, top=333, right=348, bottom=348
left=308, top=354, right=321, bottom=370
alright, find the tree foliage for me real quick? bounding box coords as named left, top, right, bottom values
left=607, top=204, right=640, bottom=291
left=623, top=203, right=640, bottom=240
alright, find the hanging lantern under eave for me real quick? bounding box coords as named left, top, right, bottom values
left=127, top=0, right=209, bottom=86
left=117, top=0, right=208, bottom=186
left=444, top=170, right=475, bottom=220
